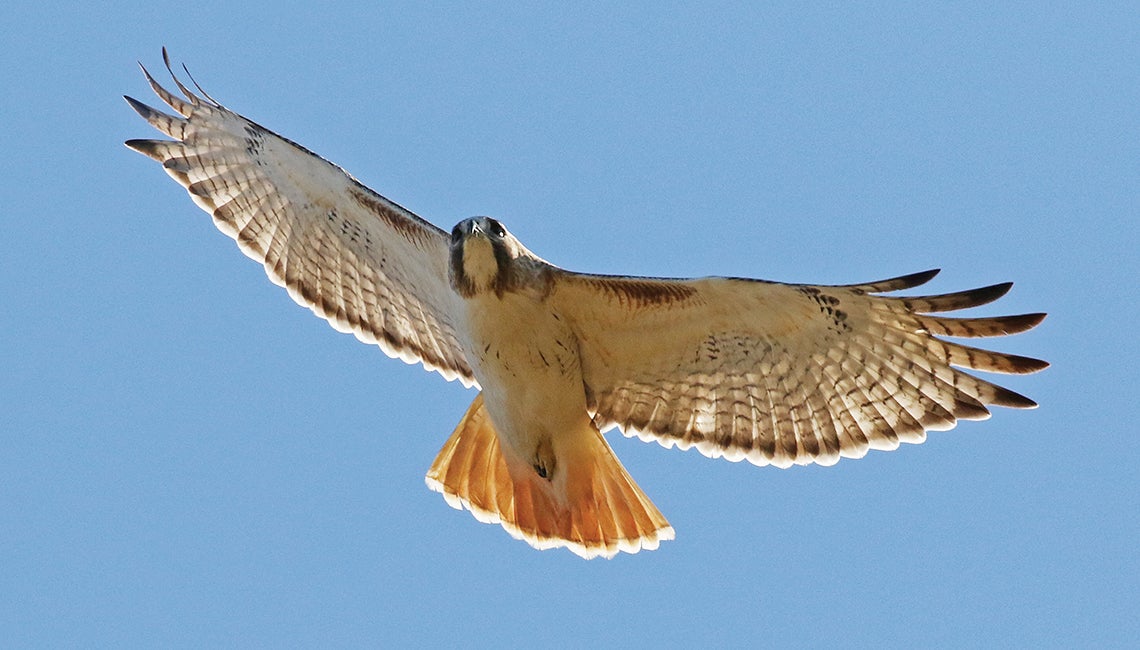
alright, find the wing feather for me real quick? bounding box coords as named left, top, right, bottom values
left=835, top=268, right=942, bottom=293
left=549, top=270, right=1045, bottom=467
left=125, top=51, right=475, bottom=386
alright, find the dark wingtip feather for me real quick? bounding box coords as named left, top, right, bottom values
left=990, top=385, right=1039, bottom=409
left=905, top=282, right=1015, bottom=313
left=953, top=396, right=992, bottom=421
left=123, top=95, right=156, bottom=119
left=1015, top=356, right=1050, bottom=374
left=139, top=60, right=161, bottom=90
left=124, top=138, right=165, bottom=161
left=1000, top=312, right=1047, bottom=334
left=971, top=281, right=1014, bottom=307
left=843, top=269, right=941, bottom=293
left=895, top=268, right=942, bottom=289
left=920, top=312, right=1049, bottom=339
left=181, top=60, right=221, bottom=105
left=993, top=352, right=1050, bottom=375
left=161, top=47, right=201, bottom=104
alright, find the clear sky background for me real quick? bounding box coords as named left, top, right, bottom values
left=2, top=2, right=1136, bottom=647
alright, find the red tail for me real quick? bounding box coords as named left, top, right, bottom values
left=426, top=393, right=674, bottom=559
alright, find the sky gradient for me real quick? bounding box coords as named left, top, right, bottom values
left=2, top=2, right=1137, bottom=646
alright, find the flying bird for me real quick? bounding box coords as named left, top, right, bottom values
left=125, top=51, right=1047, bottom=559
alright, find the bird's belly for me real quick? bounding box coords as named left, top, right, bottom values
left=459, top=293, right=586, bottom=460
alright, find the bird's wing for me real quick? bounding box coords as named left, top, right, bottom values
left=546, top=268, right=1046, bottom=468
left=125, top=51, right=475, bottom=386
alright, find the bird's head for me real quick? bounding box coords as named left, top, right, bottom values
left=449, top=216, right=527, bottom=298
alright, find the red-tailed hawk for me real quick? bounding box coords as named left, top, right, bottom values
left=126, top=51, right=1047, bottom=559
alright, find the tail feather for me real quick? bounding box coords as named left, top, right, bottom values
left=426, top=393, right=674, bottom=559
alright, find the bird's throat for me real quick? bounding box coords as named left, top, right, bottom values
left=459, top=236, right=502, bottom=296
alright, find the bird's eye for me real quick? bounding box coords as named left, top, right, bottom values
left=491, top=221, right=506, bottom=238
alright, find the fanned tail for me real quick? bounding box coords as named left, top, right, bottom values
left=426, top=393, right=674, bottom=559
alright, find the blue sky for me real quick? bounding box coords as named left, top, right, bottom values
left=3, top=2, right=1137, bottom=646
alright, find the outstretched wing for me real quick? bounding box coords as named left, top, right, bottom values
left=125, top=50, right=475, bottom=386
left=547, top=269, right=1046, bottom=468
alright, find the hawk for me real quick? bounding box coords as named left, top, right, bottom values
left=125, top=51, right=1047, bottom=559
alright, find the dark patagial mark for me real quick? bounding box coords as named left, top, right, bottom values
left=590, top=277, right=698, bottom=308
left=348, top=185, right=432, bottom=245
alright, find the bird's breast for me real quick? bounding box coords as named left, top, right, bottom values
left=458, top=291, right=586, bottom=459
